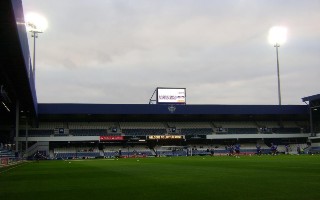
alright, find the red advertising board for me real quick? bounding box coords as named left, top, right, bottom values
left=0, top=157, right=9, bottom=166
left=100, top=136, right=124, bottom=141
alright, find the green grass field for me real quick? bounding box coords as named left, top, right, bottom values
left=1, top=155, right=320, bottom=200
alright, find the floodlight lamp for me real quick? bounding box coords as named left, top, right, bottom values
left=25, top=12, right=48, bottom=33
left=268, top=26, right=287, bottom=46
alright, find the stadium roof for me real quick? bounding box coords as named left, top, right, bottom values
left=0, top=0, right=37, bottom=119
left=302, top=94, right=320, bottom=103
left=38, top=103, right=309, bottom=121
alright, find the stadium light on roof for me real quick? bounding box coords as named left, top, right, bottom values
left=268, top=26, right=287, bottom=46
left=268, top=26, right=287, bottom=106
left=25, top=12, right=48, bottom=33
left=25, top=12, right=48, bottom=84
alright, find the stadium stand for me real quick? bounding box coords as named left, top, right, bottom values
left=120, top=122, right=166, bottom=129
left=68, top=122, right=116, bottom=129
left=122, top=128, right=167, bottom=136
left=103, top=145, right=154, bottom=157
left=119, top=122, right=167, bottom=136
left=308, top=146, right=320, bottom=154
left=12, top=118, right=311, bottom=160
left=1, top=0, right=319, bottom=162
left=69, top=129, right=107, bottom=136
left=167, top=122, right=213, bottom=135
left=154, top=146, right=187, bottom=157
left=0, top=149, right=15, bottom=158
left=180, top=128, right=213, bottom=135
left=54, top=147, right=100, bottom=159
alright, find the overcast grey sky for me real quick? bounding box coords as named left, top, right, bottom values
left=23, top=0, right=320, bottom=105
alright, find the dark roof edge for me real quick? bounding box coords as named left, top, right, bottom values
left=302, top=94, right=320, bottom=102
left=38, top=103, right=308, bottom=115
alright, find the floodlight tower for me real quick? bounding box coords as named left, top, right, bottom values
left=268, top=26, right=287, bottom=106
left=25, top=13, right=48, bottom=82
left=30, top=28, right=42, bottom=80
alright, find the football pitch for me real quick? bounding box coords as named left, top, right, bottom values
left=1, top=155, right=320, bottom=200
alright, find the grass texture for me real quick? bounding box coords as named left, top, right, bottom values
left=1, top=155, right=320, bottom=200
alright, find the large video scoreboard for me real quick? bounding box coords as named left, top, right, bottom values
left=157, top=87, right=186, bottom=104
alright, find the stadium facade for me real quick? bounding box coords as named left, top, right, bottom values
left=1, top=0, right=320, bottom=159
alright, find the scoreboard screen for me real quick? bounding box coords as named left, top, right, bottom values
left=157, top=88, right=186, bottom=104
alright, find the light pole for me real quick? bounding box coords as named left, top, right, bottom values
left=275, top=42, right=281, bottom=105
left=25, top=13, right=48, bottom=83
left=30, top=29, right=43, bottom=81
left=268, top=26, right=287, bottom=106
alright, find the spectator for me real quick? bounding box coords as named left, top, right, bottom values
left=210, top=148, right=215, bottom=156
left=229, top=145, right=234, bottom=156
left=235, top=144, right=240, bottom=158
left=285, top=144, right=290, bottom=155
left=271, top=143, right=277, bottom=155
left=256, top=144, right=262, bottom=156
left=297, top=145, right=301, bottom=155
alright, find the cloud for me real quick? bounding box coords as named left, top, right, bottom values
left=24, top=0, right=320, bottom=105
